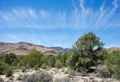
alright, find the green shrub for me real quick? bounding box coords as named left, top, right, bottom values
left=105, top=50, right=120, bottom=79
left=69, top=32, right=105, bottom=73
left=0, top=61, right=8, bottom=75
left=18, top=51, right=43, bottom=68
left=60, top=53, right=69, bottom=67
left=3, top=53, right=17, bottom=65
left=34, top=65, right=39, bottom=70
left=22, top=66, right=26, bottom=72
left=5, top=67, right=13, bottom=77
left=47, top=55, right=56, bottom=67
left=55, top=60, right=62, bottom=68
left=41, top=63, right=49, bottom=69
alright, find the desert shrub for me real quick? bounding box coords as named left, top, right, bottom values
left=47, top=55, right=56, bottom=67
left=34, top=65, right=39, bottom=70
left=3, top=53, right=17, bottom=65
left=18, top=51, right=44, bottom=68
left=105, top=50, right=120, bottom=79
left=22, top=66, right=26, bottom=72
left=0, top=77, right=4, bottom=82
left=0, top=61, right=8, bottom=75
left=0, top=56, right=4, bottom=61
left=55, top=60, right=62, bottom=68
left=69, top=32, right=105, bottom=73
left=60, top=53, right=69, bottom=67
left=5, top=67, right=13, bottom=77
left=41, top=63, right=49, bottom=69
left=18, top=56, right=29, bottom=68
left=23, top=71, right=53, bottom=82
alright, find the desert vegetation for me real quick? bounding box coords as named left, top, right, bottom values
left=0, top=32, right=120, bottom=82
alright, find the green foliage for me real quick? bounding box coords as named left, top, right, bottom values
left=69, top=32, right=105, bottom=73
left=47, top=55, right=56, bottom=67
left=22, top=66, right=26, bottom=72
left=0, top=56, right=4, bottom=61
left=0, top=61, right=8, bottom=75
left=105, top=50, right=120, bottom=79
left=41, top=63, right=49, bottom=69
left=3, top=53, right=17, bottom=65
left=5, top=67, right=13, bottom=77
left=0, top=49, right=70, bottom=71
left=61, top=53, right=69, bottom=67
left=55, top=59, right=62, bottom=68
left=18, top=51, right=69, bottom=69
left=34, top=65, right=39, bottom=70
left=18, top=51, right=43, bottom=68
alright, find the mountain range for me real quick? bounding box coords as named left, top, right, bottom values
left=0, top=42, right=120, bottom=56
left=0, top=42, right=70, bottom=56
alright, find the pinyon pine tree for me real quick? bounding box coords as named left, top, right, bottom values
left=69, top=32, right=105, bottom=72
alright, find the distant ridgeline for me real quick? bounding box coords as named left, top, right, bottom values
left=0, top=42, right=70, bottom=56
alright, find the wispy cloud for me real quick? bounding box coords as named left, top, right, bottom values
left=0, top=0, right=120, bottom=30
left=112, top=0, right=118, bottom=12
left=6, top=34, right=19, bottom=42
left=79, top=0, right=85, bottom=14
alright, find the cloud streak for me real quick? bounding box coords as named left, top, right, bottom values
left=6, top=34, right=19, bottom=42
left=0, top=0, right=120, bottom=30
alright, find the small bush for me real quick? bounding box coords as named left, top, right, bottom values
left=34, top=65, right=39, bottom=70
left=5, top=67, right=13, bottom=77
left=22, top=66, right=26, bottom=72
left=23, top=71, right=53, bottom=82
left=55, top=60, right=62, bottom=68
left=18, top=51, right=44, bottom=68
left=0, top=61, right=9, bottom=75
left=3, top=53, right=17, bottom=65
left=41, top=63, right=49, bottom=69
left=105, top=50, right=120, bottom=79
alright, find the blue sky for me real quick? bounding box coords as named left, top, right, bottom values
left=0, top=0, right=120, bottom=48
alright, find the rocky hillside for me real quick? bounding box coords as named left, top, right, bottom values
left=0, top=42, right=70, bottom=56
left=0, top=42, right=120, bottom=56
left=107, top=47, right=120, bottom=53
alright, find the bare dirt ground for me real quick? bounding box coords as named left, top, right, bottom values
left=0, top=68, right=119, bottom=82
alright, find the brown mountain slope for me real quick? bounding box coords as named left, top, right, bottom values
left=0, top=42, right=119, bottom=56
left=107, top=47, right=120, bottom=53
left=0, top=42, right=69, bottom=56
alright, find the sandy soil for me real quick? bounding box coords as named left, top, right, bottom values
left=0, top=68, right=119, bottom=82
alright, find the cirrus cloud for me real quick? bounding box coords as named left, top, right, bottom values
left=0, top=0, right=120, bottom=30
